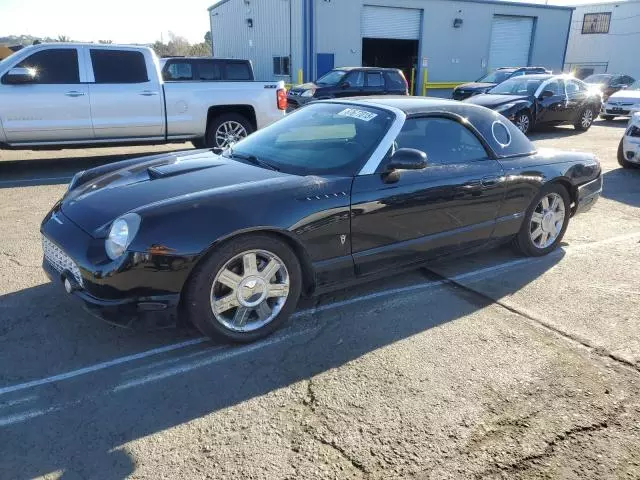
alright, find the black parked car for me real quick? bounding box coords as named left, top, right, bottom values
left=41, top=97, right=602, bottom=343
left=465, top=74, right=602, bottom=134
left=583, top=73, right=635, bottom=103
left=452, top=67, right=550, bottom=100
left=160, top=57, right=254, bottom=81
left=287, top=67, right=408, bottom=110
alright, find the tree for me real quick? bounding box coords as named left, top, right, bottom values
left=204, top=31, right=211, bottom=44
left=98, top=40, right=113, bottom=44
left=57, top=35, right=71, bottom=42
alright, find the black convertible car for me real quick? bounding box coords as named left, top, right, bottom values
left=465, top=74, right=602, bottom=134
left=41, top=98, right=602, bottom=342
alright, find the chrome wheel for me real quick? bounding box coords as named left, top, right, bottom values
left=210, top=250, right=289, bottom=333
left=215, top=120, right=248, bottom=149
left=581, top=109, right=594, bottom=129
left=529, top=192, right=565, bottom=249
left=515, top=114, right=530, bottom=133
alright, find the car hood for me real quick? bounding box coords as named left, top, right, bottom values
left=464, top=94, right=530, bottom=108
left=456, top=82, right=496, bottom=91
left=289, top=82, right=318, bottom=93
left=607, top=90, right=640, bottom=102
left=61, top=150, right=294, bottom=236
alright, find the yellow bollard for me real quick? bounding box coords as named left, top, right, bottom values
left=421, top=69, right=428, bottom=96
left=297, top=69, right=303, bottom=85
left=410, top=68, right=415, bottom=96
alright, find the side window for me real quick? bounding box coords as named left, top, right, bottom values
left=566, top=80, right=585, bottom=95
left=15, top=48, right=79, bottom=84
left=366, top=72, right=384, bottom=88
left=622, top=75, right=635, bottom=85
left=197, top=61, right=222, bottom=80
left=511, top=71, right=525, bottom=77
left=225, top=62, right=252, bottom=80
left=544, top=80, right=562, bottom=96
left=394, top=117, right=488, bottom=166
left=385, top=71, right=406, bottom=90
left=90, top=50, right=148, bottom=84
left=345, top=71, right=364, bottom=87
left=165, top=62, right=193, bottom=81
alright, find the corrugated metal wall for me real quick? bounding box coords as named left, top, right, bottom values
left=210, top=0, right=294, bottom=82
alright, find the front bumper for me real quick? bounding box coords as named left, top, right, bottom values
left=574, top=175, right=603, bottom=215
left=41, top=206, right=192, bottom=329
left=603, top=104, right=640, bottom=117
left=622, top=134, right=640, bottom=165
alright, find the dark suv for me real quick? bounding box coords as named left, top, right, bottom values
left=160, top=57, right=254, bottom=82
left=287, top=67, right=408, bottom=110
left=452, top=67, right=551, bottom=100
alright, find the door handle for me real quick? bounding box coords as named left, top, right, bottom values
left=461, top=180, right=482, bottom=190
left=65, top=91, right=85, bottom=97
left=140, top=90, right=159, bottom=96
left=481, top=176, right=501, bottom=187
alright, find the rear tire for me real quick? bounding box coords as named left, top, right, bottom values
left=204, top=113, right=254, bottom=150
left=618, top=138, right=638, bottom=169
left=574, top=107, right=595, bottom=131
left=512, top=184, right=571, bottom=257
left=184, top=234, right=302, bottom=343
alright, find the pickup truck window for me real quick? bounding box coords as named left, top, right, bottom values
left=15, top=48, right=79, bottom=84
left=90, top=49, right=148, bottom=84
left=197, top=61, right=222, bottom=80
left=166, top=62, right=193, bottom=81
left=225, top=62, right=252, bottom=81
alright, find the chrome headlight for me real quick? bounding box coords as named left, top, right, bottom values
left=105, top=213, right=141, bottom=260
left=301, top=89, right=315, bottom=97
left=67, top=170, right=86, bottom=192
left=496, top=103, right=516, bottom=112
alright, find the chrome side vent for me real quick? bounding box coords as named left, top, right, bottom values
left=302, top=192, right=348, bottom=201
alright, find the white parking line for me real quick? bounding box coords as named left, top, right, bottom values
left=0, top=176, right=73, bottom=187
left=1, top=230, right=639, bottom=400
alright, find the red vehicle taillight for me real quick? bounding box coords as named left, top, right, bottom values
left=277, top=88, right=287, bottom=110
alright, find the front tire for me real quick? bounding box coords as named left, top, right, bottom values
left=513, top=184, right=571, bottom=257
left=513, top=111, right=532, bottom=134
left=204, top=113, right=254, bottom=150
left=574, top=107, right=595, bottom=131
left=184, top=235, right=302, bottom=343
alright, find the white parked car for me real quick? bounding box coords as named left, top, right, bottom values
left=602, top=80, right=640, bottom=120
left=0, top=43, right=287, bottom=150
left=618, top=113, right=640, bottom=169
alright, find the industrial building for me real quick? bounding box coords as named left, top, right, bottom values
left=564, top=0, right=640, bottom=79
left=209, top=0, right=573, bottom=95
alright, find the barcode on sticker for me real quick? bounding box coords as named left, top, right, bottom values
left=337, top=108, right=378, bottom=122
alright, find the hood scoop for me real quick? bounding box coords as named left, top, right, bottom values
left=148, top=158, right=224, bottom=179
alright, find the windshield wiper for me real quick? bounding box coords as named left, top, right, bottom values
left=223, top=150, right=280, bottom=172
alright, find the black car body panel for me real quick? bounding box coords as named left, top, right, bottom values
left=465, top=75, right=602, bottom=131
left=452, top=67, right=551, bottom=100
left=451, top=82, right=495, bottom=100
left=41, top=97, right=601, bottom=328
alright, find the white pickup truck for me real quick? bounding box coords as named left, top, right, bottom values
left=0, top=43, right=287, bottom=150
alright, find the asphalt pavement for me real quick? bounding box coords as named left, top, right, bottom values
left=1, top=121, right=639, bottom=479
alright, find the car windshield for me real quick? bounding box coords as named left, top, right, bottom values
left=489, top=77, right=545, bottom=96
left=583, top=74, right=613, bottom=84
left=477, top=70, right=513, bottom=83
left=316, top=70, right=346, bottom=85
left=227, top=103, right=393, bottom=176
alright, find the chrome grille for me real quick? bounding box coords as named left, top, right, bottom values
left=42, top=236, right=84, bottom=287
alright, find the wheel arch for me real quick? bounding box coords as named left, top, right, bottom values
left=206, top=105, right=257, bottom=131
left=545, top=177, right=577, bottom=214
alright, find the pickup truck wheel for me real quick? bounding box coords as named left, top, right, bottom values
left=205, top=114, right=254, bottom=150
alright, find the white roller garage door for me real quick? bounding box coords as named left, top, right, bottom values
left=488, top=15, right=534, bottom=69
left=361, top=5, right=421, bottom=40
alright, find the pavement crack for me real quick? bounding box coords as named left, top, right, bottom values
left=1, top=252, right=38, bottom=269
left=305, top=426, right=368, bottom=475
left=425, top=268, right=640, bottom=376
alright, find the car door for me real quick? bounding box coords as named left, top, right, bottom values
left=351, top=115, right=505, bottom=276
left=535, top=79, right=567, bottom=125
left=335, top=70, right=364, bottom=98
left=0, top=46, right=93, bottom=143
left=565, top=79, right=590, bottom=121
left=362, top=71, right=385, bottom=96
left=87, top=48, right=164, bottom=139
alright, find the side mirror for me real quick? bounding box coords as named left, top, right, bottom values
left=2, top=67, right=37, bottom=85
left=387, top=148, right=427, bottom=171
left=340, top=81, right=351, bottom=89
left=539, top=90, right=554, bottom=99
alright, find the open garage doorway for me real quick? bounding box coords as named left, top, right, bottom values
left=362, top=38, right=419, bottom=93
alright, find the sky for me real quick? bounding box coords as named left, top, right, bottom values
left=0, top=0, right=213, bottom=45
left=0, top=0, right=617, bottom=45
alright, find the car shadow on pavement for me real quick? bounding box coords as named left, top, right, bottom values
left=0, top=250, right=564, bottom=479
left=602, top=167, right=640, bottom=207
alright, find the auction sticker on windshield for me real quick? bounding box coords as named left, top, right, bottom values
left=337, top=108, right=378, bottom=122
